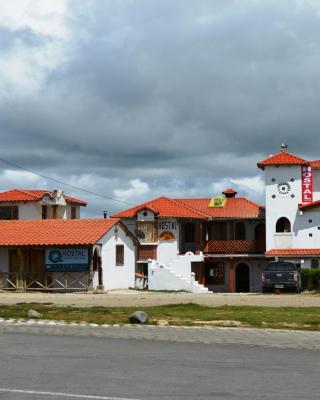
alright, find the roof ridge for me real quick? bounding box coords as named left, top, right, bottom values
left=112, top=196, right=166, bottom=217
left=170, top=198, right=210, bottom=218
left=257, top=150, right=309, bottom=170
left=12, top=188, right=41, bottom=200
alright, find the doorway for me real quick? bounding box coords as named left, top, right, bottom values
left=235, top=263, right=250, bottom=292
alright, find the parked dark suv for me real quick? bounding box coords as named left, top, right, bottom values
left=262, top=261, right=301, bottom=293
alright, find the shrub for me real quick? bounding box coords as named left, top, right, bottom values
left=301, top=269, right=320, bottom=291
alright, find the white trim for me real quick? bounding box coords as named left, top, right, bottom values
left=0, top=388, right=140, bottom=400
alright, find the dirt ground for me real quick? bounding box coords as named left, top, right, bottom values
left=0, top=290, right=320, bottom=307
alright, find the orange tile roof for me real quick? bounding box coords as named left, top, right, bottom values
left=257, top=151, right=309, bottom=170
left=310, top=160, right=320, bottom=168
left=0, top=189, right=86, bottom=206
left=299, top=200, right=320, bottom=211
left=177, top=198, right=264, bottom=219
left=266, top=249, right=320, bottom=256
left=113, top=196, right=208, bottom=219
left=113, top=195, right=264, bottom=219
left=0, top=219, right=118, bottom=246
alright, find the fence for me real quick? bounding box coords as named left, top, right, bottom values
left=0, top=272, right=90, bottom=291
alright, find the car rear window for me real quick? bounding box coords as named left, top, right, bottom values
left=264, top=262, right=297, bottom=271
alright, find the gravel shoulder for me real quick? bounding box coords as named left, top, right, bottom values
left=0, top=290, right=320, bottom=307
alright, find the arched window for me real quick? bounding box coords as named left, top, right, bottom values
left=159, top=230, right=176, bottom=241
left=276, top=217, right=291, bottom=233
left=311, top=259, right=319, bottom=269
left=235, top=222, right=246, bottom=240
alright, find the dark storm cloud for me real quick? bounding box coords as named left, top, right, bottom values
left=1, top=0, right=320, bottom=215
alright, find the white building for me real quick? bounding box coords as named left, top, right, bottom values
left=114, top=192, right=266, bottom=293
left=0, top=218, right=136, bottom=291
left=258, top=148, right=320, bottom=269
left=0, top=189, right=86, bottom=220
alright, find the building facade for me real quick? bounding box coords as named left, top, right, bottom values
left=0, top=189, right=87, bottom=220
left=258, top=148, right=320, bottom=269
left=0, top=218, right=136, bottom=291
left=113, top=190, right=266, bottom=293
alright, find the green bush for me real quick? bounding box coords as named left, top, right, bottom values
left=301, top=269, right=320, bottom=291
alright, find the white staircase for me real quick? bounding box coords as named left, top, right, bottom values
left=148, top=259, right=210, bottom=293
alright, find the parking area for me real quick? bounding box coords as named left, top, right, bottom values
left=0, top=290, right=320, bottom=307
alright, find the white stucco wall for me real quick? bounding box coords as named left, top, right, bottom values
left=265, top=166, right=302, bottom=250
left=156, top=218, right=179, bottom=264
left=311, top=169, right=320, bottom=201
left=137, top=209, right=155, bottom=221
left=0, top=201, right=81, bottom=220
left=99, top=225, right=136, bottom=290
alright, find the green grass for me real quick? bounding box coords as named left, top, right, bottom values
left=1, top=303, right=320, bottom=330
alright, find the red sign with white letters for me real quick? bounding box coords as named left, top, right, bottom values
left=301, top=166, right=313, bottom=203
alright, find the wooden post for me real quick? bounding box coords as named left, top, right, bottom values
left=17, top=249, right=25, bottom=290
left=88, top=247, right=94, bottom=292
left=195, top=222, right=202, bottom=253
left=229, top=259, right=235, bottom=293
left=199, top=262, right=205, bottom=285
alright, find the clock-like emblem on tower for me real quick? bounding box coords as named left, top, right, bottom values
left=277, top=182, right=291, bottom=196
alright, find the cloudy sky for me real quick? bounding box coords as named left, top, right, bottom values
left=0, top=0, right=320, bottom=216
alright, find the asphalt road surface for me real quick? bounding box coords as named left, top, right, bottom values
left=0, top=332, right=319, bottom=400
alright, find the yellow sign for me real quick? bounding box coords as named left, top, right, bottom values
left=209, top=196, right=226, bottom=208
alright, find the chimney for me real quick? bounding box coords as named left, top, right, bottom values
left=222, top=188, right=237, bottom=198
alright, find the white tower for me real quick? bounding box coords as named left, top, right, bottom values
left=257, top=145, right=320, bottom=269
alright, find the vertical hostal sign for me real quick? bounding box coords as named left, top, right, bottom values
left=301, top=166, right=313, bottom=203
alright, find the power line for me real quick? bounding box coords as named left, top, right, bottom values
left=0, top=157, right=134, bottom=206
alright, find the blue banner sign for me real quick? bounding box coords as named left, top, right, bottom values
left=45, top=248, right=89, bottom=272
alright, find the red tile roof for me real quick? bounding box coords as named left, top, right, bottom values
left=113, top=197, right=208, bottom=219
left=0, top=189, right=86, bottom=206
left=0, top=219, right=118, bottom=246
left=257, top=151, right=309, bottom=170
left=177, top=198, right=264, bottom=219
left=299, top=200, right=320, bottom=211
left=310, top=160, right=320, bottom=168
left=113, top=195, right=264, bottom=220
left=266, top=249, right=320, bottom=256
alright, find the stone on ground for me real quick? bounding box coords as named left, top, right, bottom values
left=157, top=319, right=169, bottom=326
left=129, top=311, right=148, bottom=324
left=27, top=309, right=42, bottom=319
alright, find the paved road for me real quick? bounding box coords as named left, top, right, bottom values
left=0, top=331, right=319, bottom=400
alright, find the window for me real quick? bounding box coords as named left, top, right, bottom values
left=159, top=231, right=176, bottom=240
left=276, top=217, right=291, bottom=233
left=71, top=206, right=77, bottom=219
left=42, top=205, right=47, bottom=220
left=311, top=259, right=319, bottom=269
left=235, top=222, right=246, bottom=240
left=210, top=222, right=227, bottom=240
left=184, top=222, right=195, bottom=243
left=116, top=245, right=124, bottom=266
left=136, top=222, right=157, bottom=243
left=52, top=205, right=57, bottom=219
left=0, top=206, right=19, bottom=220
left=205, top=262, right=225, bottom=285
